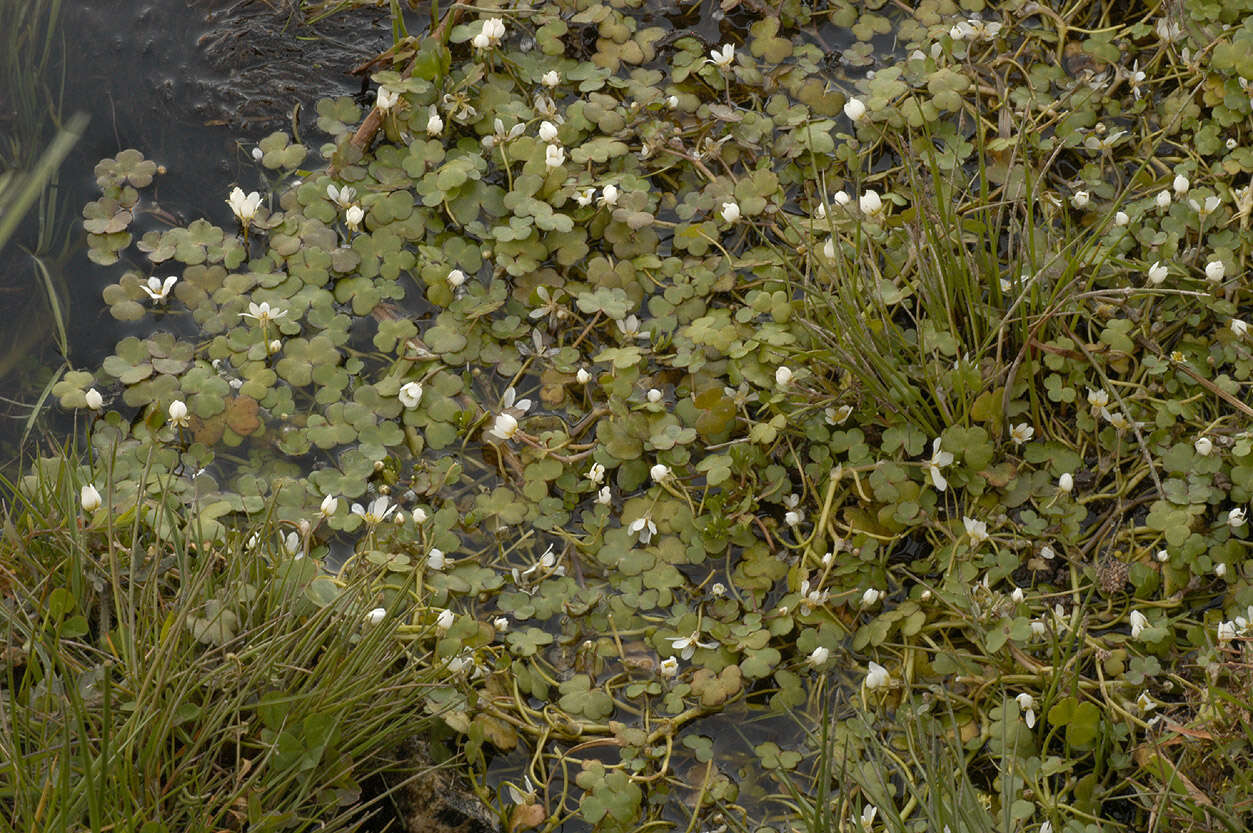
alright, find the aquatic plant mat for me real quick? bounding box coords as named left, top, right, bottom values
left=8, top=0, right=1253, bottom=830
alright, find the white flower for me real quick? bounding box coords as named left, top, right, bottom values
left=472, top=17, right=506, bottom=50
left=1232, top=319, right=1249, bottom=338
left=538, top=120, right=559, bottom=143
left=1229, top=507, right=1247, bottom=528
left=436, top=608, right=455, bottom=631
left=84, top=388, right=104, bottom=410
left=720, top=201, right=741, bottom=223
left=1040, top=545, right=1055, bottom=560
left=141, top=275, right=179, bottom=304
left=833, top=190, right=851, bottom=206
left=1071, top=190, right=1090, bottom=209
left=576, top=368, right=591, bottom=384
left=412, top=508, right=427, bottom=524
left=843, top=97, right=867, bottom=121
left=365, top=607, right=386, bottom=625
left=226, top=187, right=262, bottom=225
left=447, top=268, right=467, bottom=287
left=1058, top=472, right=1074, bottom=493
left=1040, top=822, right=1054, bottom=833
left=1156, top=549, right=1169, bottom=562
left=1114, top=210, right=1129, bottom=226
left=710, top=582, right=727, bottom=597
left=501, top=386, right=532, bottom=414
left=668, top=630, right=717, bottom=660
left=806, top=646, right=830, bottom=667
left=1147, top=261, right=1168, bottom=285
left=859, top=189, right=883, bottom=216
left=1016, top=692, right=1037, bottom=728
left=488, top=413, right=520, bottom=441
left=399, top=381, right=424, bottom=409
left=1206, top=260, right=1226, bottom=282
left=1217, top=620, right=1237, bottom=643
left=375, top=87, right=400, bottom=112
left=708, top=43, right=735, bottom=70
left=494, top=616, right=510, bottom=632
left=1011, top=586, right=1025, bottom=603
left=81, top=484, right=102, bottom=513
left=650, top=463, right=670, bottom=482
left=667, top=94, right=679, bottom=108
left=576, top=187, right=596, bottom=207
left=541, top=70, right=560, bottom=87
left=963, top=516, right=989, bottom=545
left=1156, top=189, right=1172, bottom=209
left=1195, top=436, right=1214, bottom=456
left=284, top=531, right=301, bottom=556
left=599, top=183, right=619, bottom=207
left=1087, top=387, right=1110, bottom=412
left=597, top=486, right=612, bottom=505
left=659, top=656, right=679, bottom=677
left=168, top=399, right=190, bottom=427
left=784, top=510, right=803, bottom=527
left=545, top=143, right=565, bottom=168
left=587, top=462, right=606, bottom=484
left=1215, top=562, right=1228, bottom=577
left=1173, top=173, right=1190, bottom=195
left=426, top=106, right=444, bottom=136
left=861, top=588, right=883, bottom=608
left=1129, top=609, right=1149, bottom=639
left=326, top=183, right=355, bottom=208
left=427, top=548, right=446, bottom=570
left=864, top=661, right=890, bottom=690
left=351, top=496, right=396, bottom=526
left=646, top=387, right=662, bottom=402
left=1030, top=619, right=1047, bottom=637
left=628, top=515, right=657, bottom=544
left=1009, top=422, right=1034, bottom=445
left=345, top=204, right=364, bottom=232
left=251, top=147, right=263, bottom=161
left=826, top=405, right=853, bottom=425
left=926, top=438, right=954, bottom=492
left=822, top=237, right=836, bottom=259
left=775, top=366, right=793, bottom=386
left=240, top=301, right=286, bottom=325
left=320, top=494, right=339, bottom=518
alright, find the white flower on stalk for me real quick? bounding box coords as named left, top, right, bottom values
left=351, top=496, right=395, bottom=526
left=251, top=146, right=263, bottom=161
left=720, top=201, right=741, bottom=223
left=1216, top=562, right=1228, bottom=577
left=345, top=205, right=364, bottom=232
left=1217, top=620, right=1237, bottom=643
left=364, top=608, right=386, bottom=625
left=284, top=531, right=301, bottom=556
left=435, top=608, right=455, bottom=631
left=1189, top=195, right=1221, bottom=217
left=859, top=189, right=883, bottom=216
left=427, top=548, right=446, bottom=570
left=964, top=516, right=989, bottom=545
left=1231, top=319, right=1248, bottom=338
left=326, top=183, right=355, bottom=208
left=864, top=662, right=890, bottom=690
left=587, top=462, right=606, bottom=484
left=576, top=187, right=596, bottom=207
left=399, top=382, right=423, bottom=409
left=1058, top=472, right=1074, bottom=493
left=668, top=630, right=717, bottom=660
left=141, top=275, right=178, bottom=304
left=775, top=366, right=793, bottom=386
left=447, top=268, right=467, bottom=288
left=541, top=70, right=560, bottom=87
left=576, top=368, right=591, bottom=385
left=1155, top=189, right=1172, bottom=209
left=1195, top=436, right=1214, bottom=456
left=822, top=237, right=836, bottom=259
left=826, top=404, right=853, bottom=425
left=1125, top=60, right=1146, bottom=98
left=1206, top=260, right=1226, bottom=282
left=545, top=144, right=565, bottom=168
left=650, top=463, right=670, bottom=482
left=659, top=656, right=679, bottom=677
left=784, top=510, right=803, bottom=527
left=1040, top=545, right=1056, bottom=560
left=1030, top=619, right=1048, bottom=638
left=926, top=437, right=954, bottom=492
left=861, top=588, right=884, bottom=608
left=1015, top=692, right=1037, bottom=728
left=1071, top=190, right=1090, bottom=209
left=1156, top=549, right=1169, bottom=562
left=375, top=87, right=400, bottom=112
left=412, top=508, right=427, bottom=524
left=1129, top=609, right=1149, bottom=639
left=1146, top=261, right=1168, bottom=285
left=538, top=120, right=559, bottom=143
left=708, top=43, right=735, bottom=70
left=597, top=486, right=612, bottom=505
left=488, top=413, right=520, bottom=441
left=1173, top=173, right=1190, bottom=195
left=628, top=515, right=657, bottom=544
left=1011, top=586, right=1025, bottom=603
left=472, top=17, right=506, bottom=50
left=81, top=484, right=102, bottom=513
left=319, top=494, right=339, bottom=518
left=843, top=97, right=867, bottom=121
left=168, top=400, right=190, bottom=427
left=599, top=183, right=619, bottom=207
left=240, top=301, right=287, bottom=325
left=226, top=187, right=262, bottom=225
left=426, top=106, right=444, bottom=136
left=806, top=646, right=830, bottom=667
left=1229, top=507, right=1247, bottom=528
left=859, top=803, right=878, bottom=831
left=84, top=388, right=104, bottom=410
left=1114, top=210, right=1129, bottom=226
left=1009, top=422, right=1034, bottom=445
left=493, top=616, right=510, bottom=633
left=833, top=190, right=851, bottom=206
left=616, top=314, right=650, bottom=340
